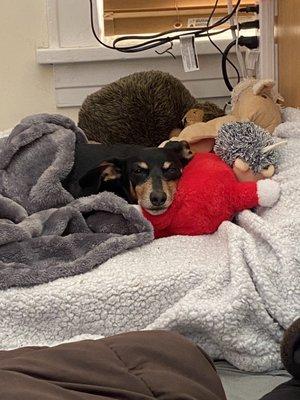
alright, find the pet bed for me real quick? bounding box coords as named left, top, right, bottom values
left=0, top=109, right=299, bottom=378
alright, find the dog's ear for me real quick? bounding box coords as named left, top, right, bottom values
left=163, top=140, right=194, bottom=166
left=79, top=161, right=122, bottom=193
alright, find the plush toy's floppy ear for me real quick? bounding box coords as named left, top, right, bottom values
left=79, top=161, right=122, bottom=193
left=252, top=79, right=275, bottom=97
left=252, top=79, right=284, bottom=103
left=163, top=140, right=194, bottom=165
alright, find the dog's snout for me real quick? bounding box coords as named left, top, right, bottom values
left=150, top=191, right=167, bottom=207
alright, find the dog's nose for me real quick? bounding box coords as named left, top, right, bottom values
left=150, top=191, right=167, bottom=207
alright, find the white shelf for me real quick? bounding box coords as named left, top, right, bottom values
left=37, top=30, right=254, bottom=64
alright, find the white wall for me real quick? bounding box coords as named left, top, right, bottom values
left=0, top=0, right=78, bottom=131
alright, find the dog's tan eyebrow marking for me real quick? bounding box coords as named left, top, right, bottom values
left=104, top=168, right=120, bottom=181
left=100, top=163, right=121, bottom=181
left=137, top=162, right=149, bottom=169
left=162, top=161, right=172, bottom=169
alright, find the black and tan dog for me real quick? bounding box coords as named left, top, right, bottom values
left=64, top=141, right=193, bottom=214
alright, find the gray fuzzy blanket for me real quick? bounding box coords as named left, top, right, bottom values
left=0, top=114, right=153, bottom=290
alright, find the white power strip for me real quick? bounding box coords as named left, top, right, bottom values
left=224, top=0, right=275, bottom=80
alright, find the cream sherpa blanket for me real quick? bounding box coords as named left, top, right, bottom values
left=0, top=108, right=299, bottom=372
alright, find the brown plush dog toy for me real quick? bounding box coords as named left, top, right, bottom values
left=161, top=79, right=284, bottom=154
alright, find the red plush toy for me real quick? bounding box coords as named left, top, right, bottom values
left=142, top=153, right=280, bottom=238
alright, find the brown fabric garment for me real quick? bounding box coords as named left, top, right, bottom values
left=0, top=330, right=226, bottom=400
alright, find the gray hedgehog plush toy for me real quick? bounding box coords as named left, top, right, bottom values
left=214, top=121, right=287, bottom=182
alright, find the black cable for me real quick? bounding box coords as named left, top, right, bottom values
left=110, top=28, right=232, bottom=53
left=112, top=0, right=242, bottom=50
left=206, top=0, right=240, bottom=89
left=238, top=35, right=259, bottom=49
left=222, top=35, right=259, bottom=91
left=222, top=40, right=237, bottom=91
left=89, top=0, right=242, bottom=53
left=89, top=0, right=114, bottom=50
left=115, top=19, right=258, bottom=53
left=113, top=3, right=242, bottom=52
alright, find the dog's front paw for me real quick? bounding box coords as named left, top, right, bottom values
left=257, top=179, right=280, bottom=207
left=163, top=140, right=194, bottom=165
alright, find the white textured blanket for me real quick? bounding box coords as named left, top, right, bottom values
left=0, top=108, right=299, bottom=372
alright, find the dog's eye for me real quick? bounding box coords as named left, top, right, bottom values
left=163, top=167, right=177, bottom=174
left=133, top=168, right=146, bottom=174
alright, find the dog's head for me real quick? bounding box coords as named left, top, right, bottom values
left=79, top=141, right=193, bottom=214
left=127, top=141, right=192, bottom=214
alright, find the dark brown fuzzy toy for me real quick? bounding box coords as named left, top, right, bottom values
left=78, top=71, right=196, bottom=147
left=194, top=101, right=226, bottom=122
left=281, top=318, right=300, bottom=379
